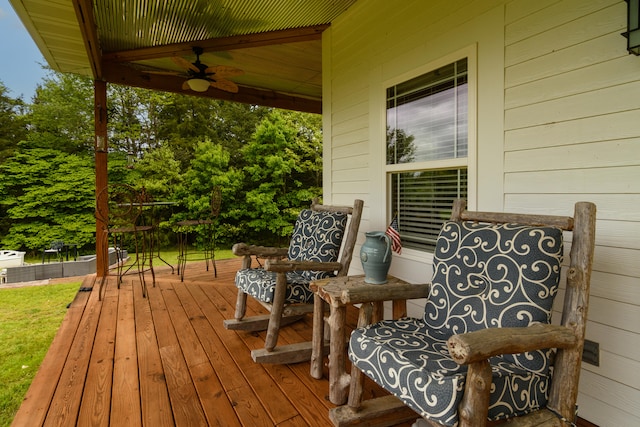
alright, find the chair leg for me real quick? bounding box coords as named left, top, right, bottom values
left=347, top=302, right=374, bottom=408
left=133, top=231, right=146, bottom=298
left=264, top=271, right=288, bottom=352
left=457, top=360, right=491, bottom=427
left=234, top=288, right=247, bottom=320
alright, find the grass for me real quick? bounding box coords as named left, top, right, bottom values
left=0, top=281, right=81, bottom=427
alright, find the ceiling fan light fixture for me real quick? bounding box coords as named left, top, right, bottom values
left=186, top=78, right=210, bottom=92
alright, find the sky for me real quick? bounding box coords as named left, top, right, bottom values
left=0, top=0, right=48, bottom=101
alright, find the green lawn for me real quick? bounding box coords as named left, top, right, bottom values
left=0, top=282, right=81, bottom=427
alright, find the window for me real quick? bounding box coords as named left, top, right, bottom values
left=387, top=58, right=469, bottom=252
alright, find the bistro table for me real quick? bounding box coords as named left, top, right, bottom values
left=138, top=200, right=177, bottom=273
left=309, top=275, right=429, bottom=405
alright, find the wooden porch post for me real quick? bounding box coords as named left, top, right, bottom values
left=95, top=80, right=108, bottom=277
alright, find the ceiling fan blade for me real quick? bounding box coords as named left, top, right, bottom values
left=171, top=56, right=199, bottom=73
left=205, top=65, right=244, bottom=78
left=210, top=79, right=239, bottom=93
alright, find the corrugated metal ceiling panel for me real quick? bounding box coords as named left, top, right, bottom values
left=96, top=0, right=357, bottom=52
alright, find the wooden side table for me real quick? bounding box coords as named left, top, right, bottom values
left=310, top=275, right=429, bottom=405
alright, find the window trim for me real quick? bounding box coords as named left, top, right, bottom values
left=381, top=45, right=477, bottom=260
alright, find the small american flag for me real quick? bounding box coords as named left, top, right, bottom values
left=385, top=216, right=402, bottom=255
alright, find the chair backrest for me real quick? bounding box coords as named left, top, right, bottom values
left=95, top=184, right=144, bottom=228
left=50, top=240, right=64, bottom=251
left=286, top=198, right=363, bottom=280
left=426, top=215, right=565, bottom=373
left=443, top=199, right=596, bottom=419
left=310, top=198, right=364, bottom=277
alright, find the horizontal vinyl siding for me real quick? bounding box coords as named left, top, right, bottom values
left=328, top=0, right=639, bottom=424
left=327, top=0, right=506, bottom=282
left=505, top=0, right=640, bottom=425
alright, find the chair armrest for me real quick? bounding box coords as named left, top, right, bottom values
left=339, top=282, right=430, bottom=305
left=447, top=323, right=578, bottom=365
left=232, top=243, right=288, bottom=258
left=264, top=259, right=343, bottom=272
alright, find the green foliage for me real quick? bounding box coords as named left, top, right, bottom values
left=0, top=82, right=27, bottom=162
left=28, top=70, right=94, bottom=154
left=0, top=73, right=323, bottom=254
left=0, top=282, right=81, bottom=426
left=174, top=139, right=244, bottom=246
left=133, top=145, right=183, bottom=201
left=239, top=111, right=322, bottom=244
left=0, top=148, right=96, bottom=254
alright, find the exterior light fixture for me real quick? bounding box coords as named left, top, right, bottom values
left=127, top=150, right=135, bottom=168
left=95, top=135, right=107, bottom=152
left=624, top=0, right=640, bottom=55
left=186, top=78, right=210, bottom=92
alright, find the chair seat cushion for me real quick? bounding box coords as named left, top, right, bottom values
left=349, top=318, right=551, bottom=426
left=235, top=268, right=316, bottom=304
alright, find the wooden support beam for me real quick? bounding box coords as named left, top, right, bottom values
left=94, top=80, right=108, bottom=278
left=102, top=26, right=329, bottom=63
left=72, top=0, right=102, bottom=78
left=101, top=61, right=321, bottom=114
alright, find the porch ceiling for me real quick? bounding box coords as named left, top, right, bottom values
left=8, top=0, right=359, bottom=113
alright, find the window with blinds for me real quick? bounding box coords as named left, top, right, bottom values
left=386, top=58, right=469, bottom=252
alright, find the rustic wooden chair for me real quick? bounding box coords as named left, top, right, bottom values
left=331, top=199, right=596, bottom=427
left=96, top=184, right=155, bottom=300
left=224, top=198, right=364, bottom=364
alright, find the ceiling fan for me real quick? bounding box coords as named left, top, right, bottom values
left=146, top=46, right=244, bottom=93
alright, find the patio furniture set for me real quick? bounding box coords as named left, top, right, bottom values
left=92, top=189, right=596, bottom=426
left=222, top=197, right=596, bottom=427
left=96, top=183, right=220, bottom=300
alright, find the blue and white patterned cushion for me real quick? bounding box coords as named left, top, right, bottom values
left=287, top=209, right=348, bottom=281
left=426, top=221, right=563, bottom=372
left=235, top=269, right=314, bottom=304
left=350, top=318, right=552, bottom=426
left=349, top=221, right=563, bottom=426
left=235, top=209, right=348, bottom=304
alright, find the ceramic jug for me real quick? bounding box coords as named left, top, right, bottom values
left=360, top=231, right=392, bottom=284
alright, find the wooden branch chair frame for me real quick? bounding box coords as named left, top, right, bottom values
left=331, top=199, right=596, bottom=427
left=224, top=198, right=364, bottom=364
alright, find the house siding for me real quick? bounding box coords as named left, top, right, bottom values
left=325, top=0, right=640, bottom=425
left=504, top=0, right=640, bottom=425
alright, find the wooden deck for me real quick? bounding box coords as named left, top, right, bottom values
left=11, top=258, right=406, bottom=427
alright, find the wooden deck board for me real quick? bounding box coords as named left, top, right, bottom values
left=77, top=282, right=118, bottom=427
left=11, top=258, right=414, bottom=427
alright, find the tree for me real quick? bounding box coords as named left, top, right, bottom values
left=239, top=110, right=322, bottom=243
left=175, top=139, right=244, bottom=246
left=153, top=95, right=269, bottom=168
left=0, top=82, right=27, bottom=163
left=0, top=147, right=96, bottom=254
left=27, top=70, right=94, bottom=154
left=132, top=145, right=183, bottom=200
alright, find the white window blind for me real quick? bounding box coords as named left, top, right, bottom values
left=386, top=58, right=469, bottom=252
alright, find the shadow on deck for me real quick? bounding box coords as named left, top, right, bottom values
left=11, top=258, right=407, bottom=427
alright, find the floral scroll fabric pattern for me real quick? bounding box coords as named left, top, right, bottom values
left=349, top=221, right=564, bottom=426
